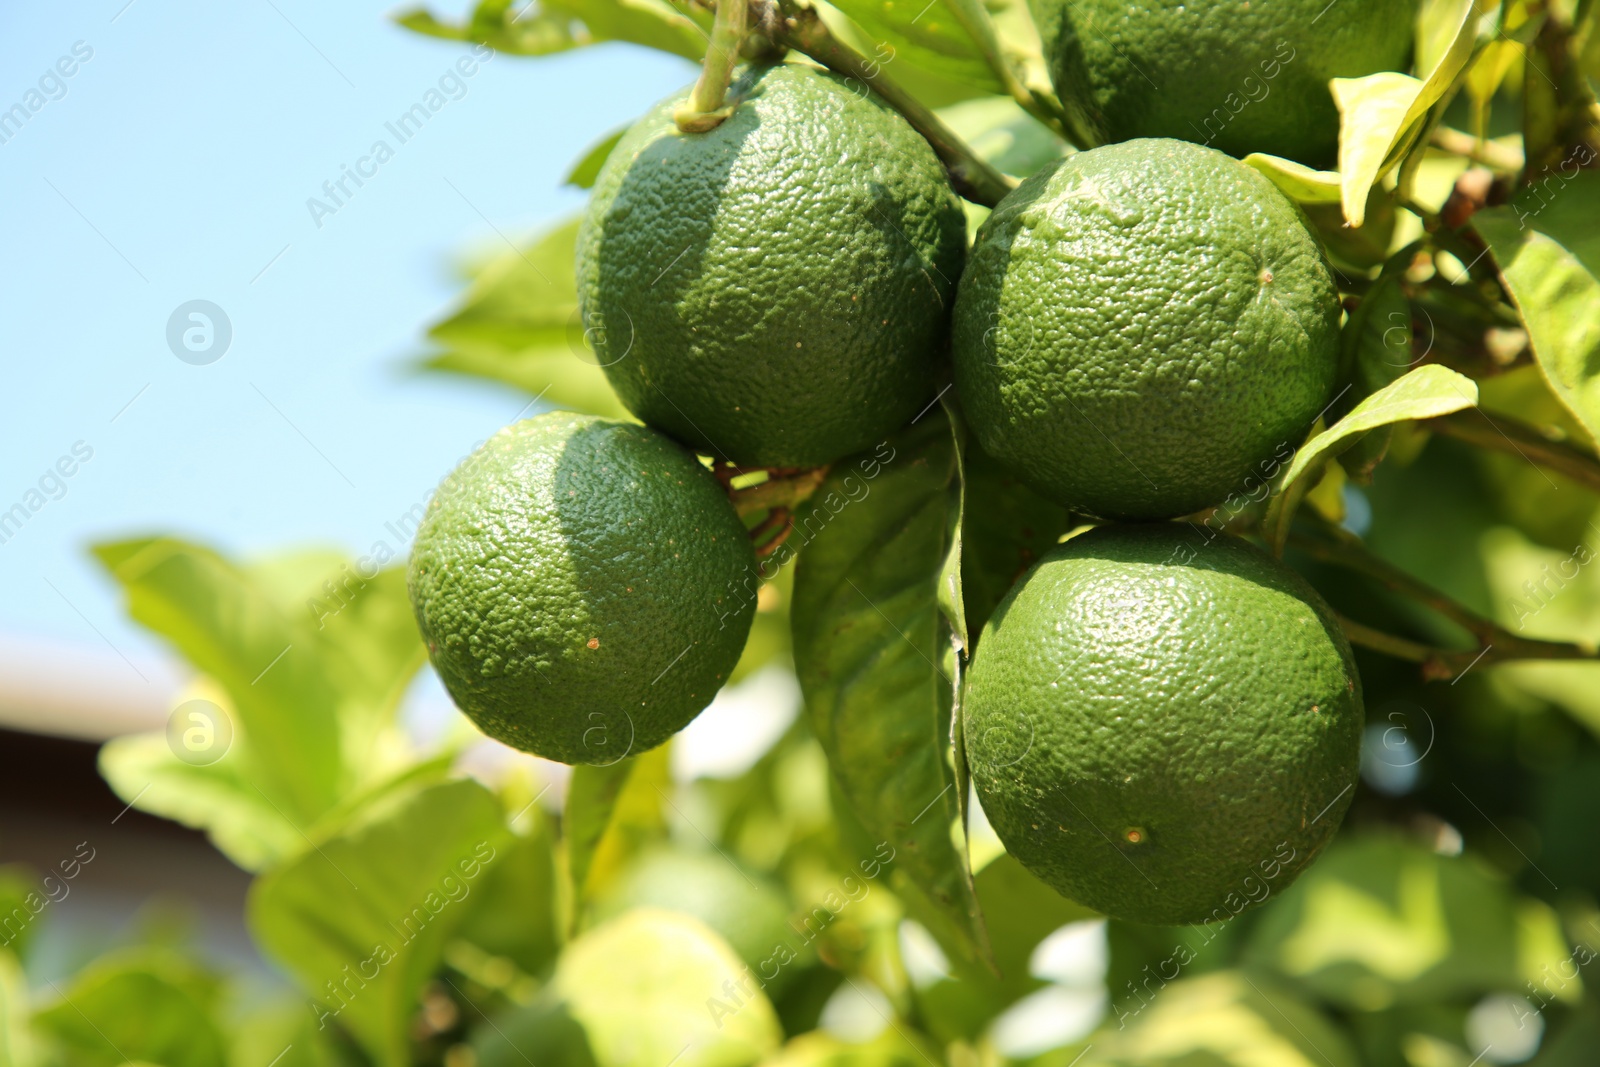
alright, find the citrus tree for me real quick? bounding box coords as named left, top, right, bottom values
left=7, top=0, right=1600, bottom=1063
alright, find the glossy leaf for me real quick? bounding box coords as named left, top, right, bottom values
left=791, top=415, right=989, bottom=968
left=32, top=951, right=228, bottom=1067
left=1243, top=153, right=1343, bottom=204
left=565, top=745, right=670, bottom=913
left=249, top=779, right=512, bottom=1067
left=1332, top=0, right=1480, bottom=225
left=1265, top=365, right=1479, bottom=551
left=1243, top=834, right=1573, bottom=1009
left=1474, top=170, right=1600, bottom=444
left=481, top=910, right=781, bottom=1067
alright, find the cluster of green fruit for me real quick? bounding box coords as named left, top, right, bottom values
left=409, top=0, right=1415, bottom=924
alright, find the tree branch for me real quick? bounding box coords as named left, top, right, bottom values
left=767, top=0, right=1018, bottom=206
left=1290, top=520, right=1598, bottom=681
left=1425, top=408, right=1600, bottom=495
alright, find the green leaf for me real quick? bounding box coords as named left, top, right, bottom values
left=0, top=950, right=35, bottom=1067
left=249, top=778, right=512, bottom=1067
left=791, top=415, right=990, bottom=969
left=937, top=97, right=1067, bottom=181
left=1331, top=0, right=1481, bottom=225
left=1264, top=365, right=1479, bottom=551
left=1093, top=970, right=1360, bottom=1067
left=563, top=126, right=627, bottom=189
left=762, top=1029, right=944, bottom=1066
left=1243, top=153, right=1343, bottom=204
left=959, top=438, right=1073, bottom=640
left=481, top=910, right=781, bottom=1067
left=455, top=806, right=562, bottom=976
left=1334, top=263, right=1418, bottom=482
left=97, top=733, right=301, bottom=872
left=1474, top=170, right=1600, bottom=444
left=1243, top=834, right=1571, bottom=1010
left=564, top=759, right=640, bottom=904
left=394, top=0, right=711, bottom=61
left=565, top=746, right=671, bottom=914
left=417, top=216, right=629, bottom=417
left=824, top=0, right=1003, bottom=97
left=32, top=951, right=228, bottom=1067
left=91, top=541, right=427, bottom=869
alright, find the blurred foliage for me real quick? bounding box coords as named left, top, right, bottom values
left=8, top=0, right=1599, bottom=1063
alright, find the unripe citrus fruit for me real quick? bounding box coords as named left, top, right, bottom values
left=577, top=62, right=967, bottom=468
left=1033, top=0, right=1416, bottom=165
left=952, top=138, right=1340, bottom=521
left=964, top=524, right=1362, bottom=926
left=408, top=413, right=755, bottom=765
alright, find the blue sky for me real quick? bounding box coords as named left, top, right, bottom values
left=0, top=3, right=693, bottom=669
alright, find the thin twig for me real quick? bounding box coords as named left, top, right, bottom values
left=1291, top=520, right=1598, bottom=680
left=768, top=0, right=1017, bottom=206
left=1426, top=408, right=1600, bottom=495
left=1429, top=125, right=1524, bottom=171
left=728, top=465, right=829, bottom=516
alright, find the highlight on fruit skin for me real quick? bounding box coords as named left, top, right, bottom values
left=577, top=61, right=968, bottom=469
left=963, top=523, right=1363, bottom=926
left=952, top=137, right=1341, bottom=522
left=407, top=412, right=756, bottom=766
left=1031, top=0, right=1418, bottom=166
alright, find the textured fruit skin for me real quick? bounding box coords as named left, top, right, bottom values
left=408, top=413, right=755, bottom=765
left=1033, top=0, right=1415, bottom=166
left=964, top=525, right=1362, bottom=926
left=577, top=63, right=967, bottom=468
left=952, top=139, right=1340, bottom=521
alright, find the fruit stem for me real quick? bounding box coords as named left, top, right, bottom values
left=724, top=465, right=829, bottom=516
left=765, top=0, right=1017, bottom=206
left=1425, top=408, right=1600, bottom=495
left=675, top=0, right=750, bottom=133
left=1291, top=520, right=1599, bottom=681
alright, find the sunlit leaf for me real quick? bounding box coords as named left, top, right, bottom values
left=0, top=950, right=34, bottom=1067
left=1265, top=365, right=1479, bottom=551
left=394, top=0, right=711, bottom=61
left=417, top=216, right=629, bottom=417
left=1243, top=153, right=1343, bottom=204
left=32, top=951, right=228, bottom=1067
left=565, top=746, right=670, bottom=912
left=249, top=779, right=512, bottom=1067
left=1244, top=834, right=1572, bottom=1010
left=91, top=541, right=427, bottom=866
left=480, top=910, right=781, bottom=1067
left=1474, top=170, right=1600, bottom=444
left=824, top=0, right=1002, bottom=98
left=1093, top=970, right=1360, bottom=1067
left=1332, top=0, right=1481, bottom=225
